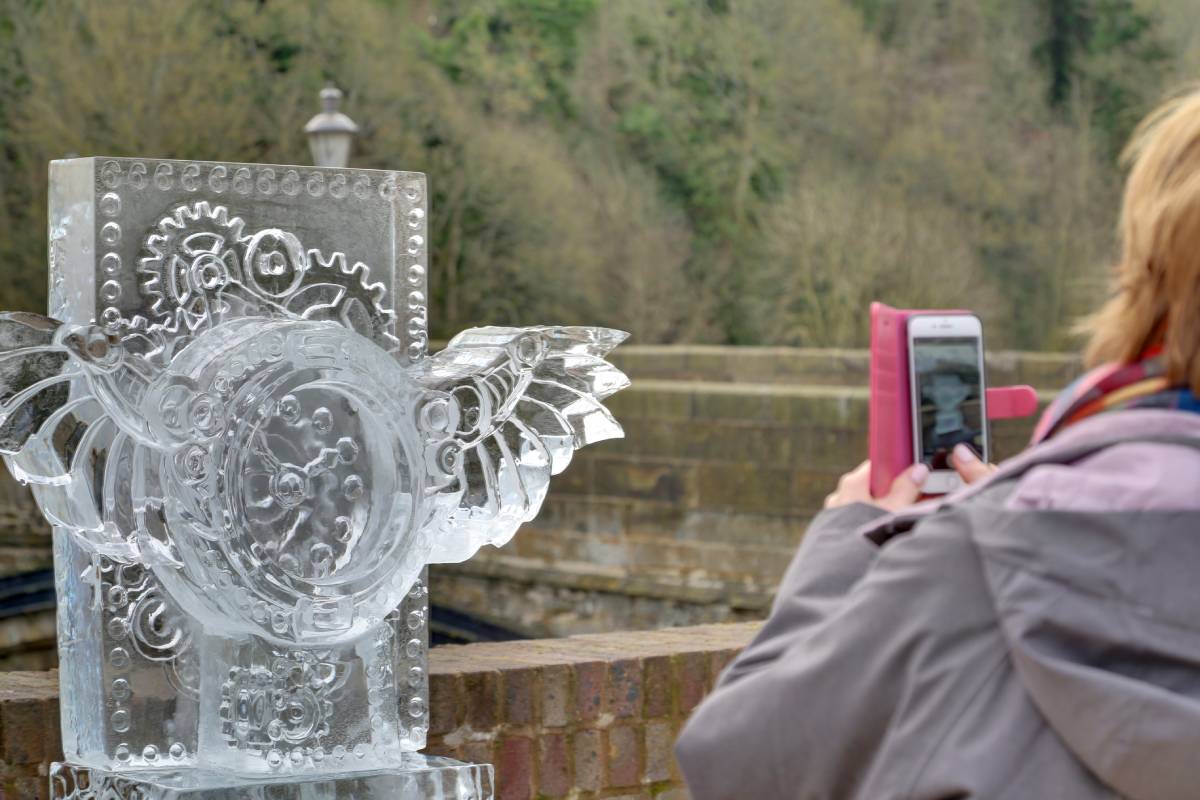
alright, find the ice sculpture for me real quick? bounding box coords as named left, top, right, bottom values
left=1, top=158, right=628, bottom=799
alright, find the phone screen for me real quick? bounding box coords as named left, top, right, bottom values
left=912, top=337, right=984, bottom=470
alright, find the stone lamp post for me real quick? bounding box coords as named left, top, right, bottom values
left=305, top=86, right=359, bottom=169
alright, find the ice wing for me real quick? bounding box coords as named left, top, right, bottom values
left=411, top=325, right=629, bottom=563
left=0, top=313, right=73, bottom=454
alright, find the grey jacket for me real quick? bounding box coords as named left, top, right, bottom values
left=676, top=410, right=1200, bottom=799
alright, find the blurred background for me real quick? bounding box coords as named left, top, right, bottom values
left=0, top=0, right=1194, bottom=666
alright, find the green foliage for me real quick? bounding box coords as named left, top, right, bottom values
left=0, top=0, right=1190, bottom=350
left=1035, top=0, right=1168, bottom=156
left=426, top=0, right=596, bottom=119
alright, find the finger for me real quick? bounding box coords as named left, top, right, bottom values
left=952, top=443, right=996, bottom=484
left=836, top=460, right=868, bottom=490
left=882, top=463, right=929, bottom=510
left=846, top=460, right=871, bottom=484
left=827, top=461, right=872, bottom=509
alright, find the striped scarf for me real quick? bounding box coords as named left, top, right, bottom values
left=1032, top=349, right=1200, bottom=444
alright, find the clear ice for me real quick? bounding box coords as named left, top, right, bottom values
left=0, top=158, right=628, bottom=799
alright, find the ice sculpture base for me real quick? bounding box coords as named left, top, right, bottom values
left=50, top=756, right=494, bottom=800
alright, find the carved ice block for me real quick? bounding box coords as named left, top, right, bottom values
left=48, top=157, right=429, bottom=357
left=0, top=157, right=629, bottom=798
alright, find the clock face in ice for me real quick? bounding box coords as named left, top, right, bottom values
left=138, top=318, right=437, bottom=644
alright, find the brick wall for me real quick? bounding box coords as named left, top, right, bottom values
left=0, top=622, right=758, bottom=799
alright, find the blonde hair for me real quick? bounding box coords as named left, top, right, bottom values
left=1082, top=87, right=1200, bottom=393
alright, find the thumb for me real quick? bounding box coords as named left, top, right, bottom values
left=881, top=463, right=929, bottom=511
left=952, top=443, right=995, bottom=485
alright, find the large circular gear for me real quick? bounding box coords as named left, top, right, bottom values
left=285, top=250, right=402, bottom=353
left=137, top=201, right=247, bottom=324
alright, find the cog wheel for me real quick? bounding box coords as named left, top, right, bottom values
left=138, top=200, right=399, bottom=351
left=138, top=201, right=247, bottom=325
left=286, top=248, right=402, bottom=353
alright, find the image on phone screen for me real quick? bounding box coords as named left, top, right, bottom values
left=913, top=338, right=984, bottom=470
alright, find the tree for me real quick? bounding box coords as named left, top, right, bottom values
left=1034, top=0, right=1169, bottom=156
left=426, top=0, right=597, bottom=121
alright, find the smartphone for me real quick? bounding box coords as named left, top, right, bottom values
left=907, top=314, right=988, bottom=494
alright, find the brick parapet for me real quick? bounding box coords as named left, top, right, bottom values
left=0, top=623, right=758, bottom=799
left=424, top=623, right=755, bottom=799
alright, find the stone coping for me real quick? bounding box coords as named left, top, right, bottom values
left=609, top=345, right=1081, bottom=391
left=0, top=622, right=759, bottom=799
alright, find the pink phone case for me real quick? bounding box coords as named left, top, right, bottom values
left=868, top=302, right=1039, bottom=498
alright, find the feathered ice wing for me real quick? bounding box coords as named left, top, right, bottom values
left=0, top=313, right=113, bottom=540
left=0, top=313, right=74, bottom=455
left=411, top=326, right=629, bottom=564
left=0, top=312, right=177, bottom=458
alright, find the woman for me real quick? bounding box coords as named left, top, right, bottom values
left=675, top=90, right=1200, bottom=799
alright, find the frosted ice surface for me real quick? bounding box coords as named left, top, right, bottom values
left=1, top=158, right=626, bottom=796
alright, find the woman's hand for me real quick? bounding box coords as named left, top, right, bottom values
left=824, top=461, right=929, bottom=512
left=824, top=445, right=997, bottom=513
left=950, top=443, right=996, bottom=483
